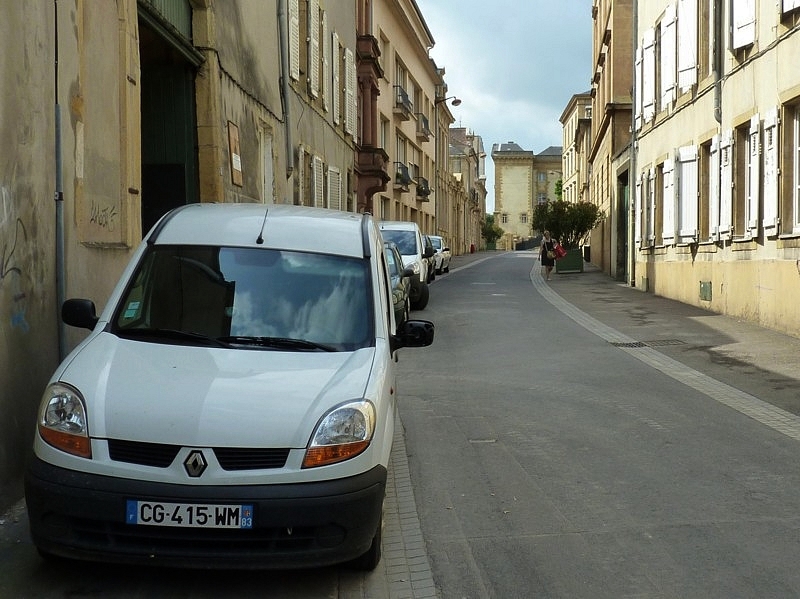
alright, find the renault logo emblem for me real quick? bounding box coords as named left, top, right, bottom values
left=184, top=450, right=207, bottom=477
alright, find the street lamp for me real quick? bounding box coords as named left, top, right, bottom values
left=435, top=95, right=461, bottom=106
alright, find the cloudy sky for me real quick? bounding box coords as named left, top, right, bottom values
left=414, top=0, right=594, bottom=212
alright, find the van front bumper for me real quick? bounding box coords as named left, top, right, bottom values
left=25, top=456, right=386, bottom=570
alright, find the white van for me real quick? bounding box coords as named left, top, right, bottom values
left=25, top=203, right=434, bottom=571
left=378, top=221, right=435, bottom=310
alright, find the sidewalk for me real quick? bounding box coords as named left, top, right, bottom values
left=455, top=250, right=800, bottom=418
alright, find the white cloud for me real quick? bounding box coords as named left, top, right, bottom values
left=414, top=0, right=593, bottom=211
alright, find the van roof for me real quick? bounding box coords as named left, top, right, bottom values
left=148, top=203, right=371, bottom=258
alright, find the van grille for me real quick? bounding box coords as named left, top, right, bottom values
left=107, top=440, right=290, bottom=470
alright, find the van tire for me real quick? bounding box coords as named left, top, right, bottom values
left=411, top=283, right=429, bottom=310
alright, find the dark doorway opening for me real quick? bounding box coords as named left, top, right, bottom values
left=138, top=18, right=199, bottom=236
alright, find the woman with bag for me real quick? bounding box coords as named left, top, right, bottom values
left=540, top=230, right=557, bottom=280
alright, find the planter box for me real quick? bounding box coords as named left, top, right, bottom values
left=556, top=248, right=584, bottom=273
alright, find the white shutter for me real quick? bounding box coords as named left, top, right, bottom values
left=662, top=158, right=676, bottom=245
left=312, top=155, right=324, bottom=207
left=634, top=46, right=643, bottom=131
left=783, top=0, right=800, bottom=12
left=322, top=13, right=330, bottom=112
left=327, top=167, right=342, bottom=211
left=732, top=0, right=756, bottom=50
left=642, top=29, right=656, bottom=123
left=762, top=108, right=779, bottom=234
left=308, top=0, right=320, bottom=98
left=289, top=0, right=300, bottom=81
left=344, top=48, right=356, bottom=137
left=719, top=130, right=733, bottom=239
left=635, top=172, right=643, bottom=244
left=648, top=168, right=656, bottom=243
left=709, top=135, right=721, bottom=240
left=677, top=0, right=698, bottom=92
left=660, top=5, right=677, bottom=109
left=746, top=114, right=761, bottom=234
left=332, top=32, right=340, bottom=125
left=678, top=146, right=698, bottom=240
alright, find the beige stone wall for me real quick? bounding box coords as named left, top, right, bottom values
left=373, top=0, right=439, bottom=234
left=633, top=0, right=800, bottom=337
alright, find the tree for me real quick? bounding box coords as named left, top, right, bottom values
left=480, top=214, right=503, bottom=245
left=531, top=200, right=604, bottom=250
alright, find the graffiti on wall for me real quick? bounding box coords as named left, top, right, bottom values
left=89, top=199, right=118, bottom=231
left=0, top=186, right=30, bottom=333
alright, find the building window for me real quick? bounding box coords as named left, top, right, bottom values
left=677, top=146, right=698, bottom=242
left=699, top=137, right=718, bottom=241
left=501, top=213, right=509, bottom=224
left=781, top=103, right=800, bottom=234
left=734, top=117, right=760, bottom=239
left=520, top=213, right=528, bottom=224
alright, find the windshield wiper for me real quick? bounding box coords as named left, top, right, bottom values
left=218, top=336, right=336, bottom=352
left=116, top=328, right=233, bottom=348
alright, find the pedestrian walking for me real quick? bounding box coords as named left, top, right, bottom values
left=540, top=230, right=556, bottom=280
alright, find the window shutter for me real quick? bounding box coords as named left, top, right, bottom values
left=327, top=167, right=342, bottom=211
left=732, top=0, right=756, bottom=50
left=344, top=48, right=356, bottom=137
left=635, top=172, right=643, bottom=244
left=719, top=130, right=733, bottom=239
left=678, top=146, right=699, bottom=240
left=289, top=0, right=300, bottom=81
left=647, top=168, right=656, bottom=243
left=762, top=108, right=779, bottom=234
left=322, top=13, right=330, bottom=111
left=634, top=46, right=643, bottom=131
left=662, top=158, right=676, bottom=245
left=308, top=0, right=320, bottom=98
left=642, top=29, right=656, bottom=123
left=709, top=135, right=721, bottom=240
left=677, top=0, right=698, bottom=92
left=783, top=0, right=800, bottom=12
left=332, top=32, right=340, bottom=125
left=660, top=5, right=677, bottom=109
left=746, top=114, right=761, bottom=234
left=312, top=155, right=324, bottom=207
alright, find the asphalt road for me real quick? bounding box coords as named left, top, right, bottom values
left=399, top=251, right=800, bottom=598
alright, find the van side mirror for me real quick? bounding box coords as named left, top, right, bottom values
left=391, top=319, right=434, bottom=352
left=62, top=299, right=99, bottom=330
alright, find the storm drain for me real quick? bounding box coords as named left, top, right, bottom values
left=610, top=339, right=686, bottom=348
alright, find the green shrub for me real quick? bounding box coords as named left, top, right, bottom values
left=531, top=200, right=604, bottom=250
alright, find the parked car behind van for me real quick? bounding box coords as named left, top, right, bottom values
left=25, top=203, right=434, bottom=571
left=428, top=235, right=451, bottom=274
left=378, top=221, right=434, bottom=310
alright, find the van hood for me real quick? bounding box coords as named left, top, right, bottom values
left=57, top=333, right=376, bottom=448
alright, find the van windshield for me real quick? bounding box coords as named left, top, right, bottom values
left=112, top=246, right=373, bottom=351
left=380, top=230, right=417, bottom=255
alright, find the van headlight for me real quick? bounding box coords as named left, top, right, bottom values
left=302, top=400, right=375, bottom=468
left=37, top=383, right=92, bottom=458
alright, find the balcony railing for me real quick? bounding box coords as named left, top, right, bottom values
left=416, top=176, right=431, bottom=200
left=394, top=162, right=412, bottom=188
left=393, top=86, right=412, bottom=120
left=416, top=114, right=431, bottom=140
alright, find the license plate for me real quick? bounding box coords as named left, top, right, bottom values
left=126, top=500, right=253, bottom=529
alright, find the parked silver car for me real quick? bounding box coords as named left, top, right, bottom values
left=428, top=235, right=451, bottom=274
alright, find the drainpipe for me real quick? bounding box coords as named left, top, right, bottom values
left=54, top=0, right=66, bottom=360
left=277, top=0, right=295, bottom=183
left=629, top=0, right=638, bottom=287
left=713, top=0, right=724, bottom=124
